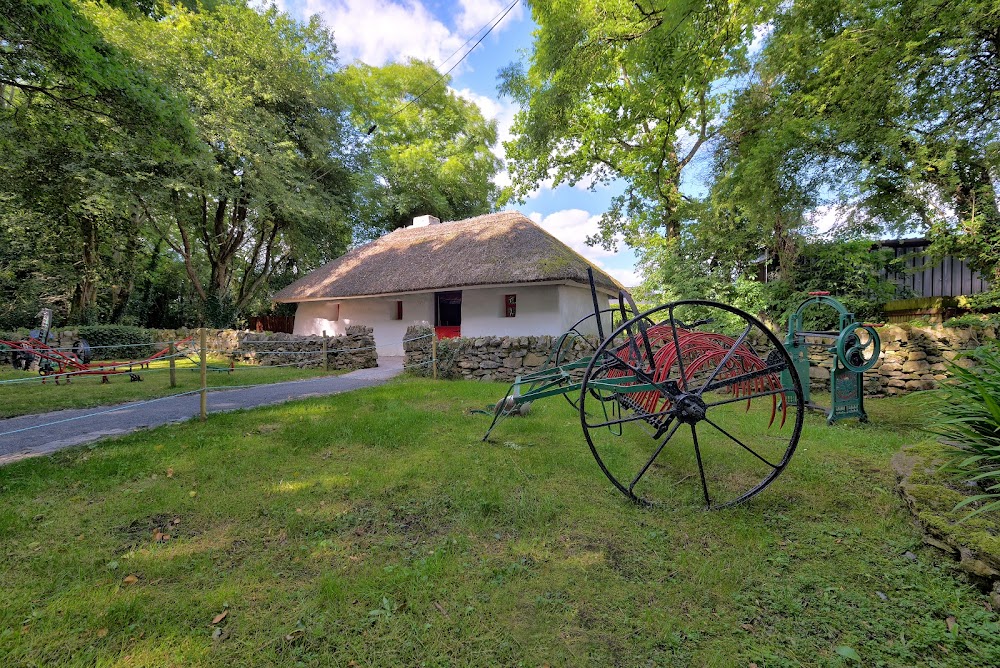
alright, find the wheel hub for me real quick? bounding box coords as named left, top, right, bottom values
left=674, top=393, right=707, bottom=424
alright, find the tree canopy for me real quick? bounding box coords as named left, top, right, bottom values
left=505, top=0, right=1000, bottom=317
left=501, top=0, right=773, bottom=249
left=343, top=60, right=501, bottom=239
left=0, top=0, right=500, bottom=329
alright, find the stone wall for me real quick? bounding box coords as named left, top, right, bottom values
left=870, top=323, right=988, bottom=395
left=403, top=325, right=596, bottom=382
left=232, top=327, right=377, bottom=370
left=0, top=326, right=378, bottom=372
left=403, top=322, right=996, bottom=396
left=799, top=324, right=992, bottom=396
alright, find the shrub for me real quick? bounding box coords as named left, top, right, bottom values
left=931, top=345, right=1000, bottom=519
left=942, top=313, right=1000, bottom=329
left=76, top=325, right=156, bottom=361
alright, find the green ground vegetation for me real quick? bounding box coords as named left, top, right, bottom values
left=1, top=379, right=998, bottom=666
left=0, top=358, right=338, bottom=419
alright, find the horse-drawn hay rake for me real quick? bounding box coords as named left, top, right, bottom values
left=483, top=271, right=806, bottom=509
left=0, top=309, right=196, bottom=384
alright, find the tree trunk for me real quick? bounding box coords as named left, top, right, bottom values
left=72, top=215, right=100, bottom=322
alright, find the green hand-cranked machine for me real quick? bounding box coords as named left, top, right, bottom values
left=781, top=292, right=882, bottom=424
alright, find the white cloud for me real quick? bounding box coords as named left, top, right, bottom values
left=273, top=0, right=522, bottom=69
left=528, top=209, right=620, bottom=260
left=456, top=0, right=525, bottom=40
left=300, top=0, right=459, bottom=66
left=452, top=87, right=519, bottom=189
left=593, top=261, right=642, bottom=288
left=805, top=203, right=861, bottom=237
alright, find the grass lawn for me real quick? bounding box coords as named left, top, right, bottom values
left=0, top=359, right=340, bottom=419
left=1, top=378, right=998, bottom=666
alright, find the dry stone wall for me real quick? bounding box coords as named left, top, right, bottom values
left=1, top=326, right=377, bottom=371
left=801, top=323, right=993, bottom=395
left=232, top=327, right=377, bottom=370
left=870, top=323, right=988, bottom=395
left=403, top=325, right=596, bottom=382
left=404, top=322, right=996, bottom=396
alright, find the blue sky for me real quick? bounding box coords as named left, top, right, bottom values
left=270, top=0, right=643, bottom=287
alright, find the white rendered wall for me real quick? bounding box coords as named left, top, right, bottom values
left=460, top=285, right=609, bottom=338
left=291, top=284, right=614, bottom=356
left=557, top=285, right=611, bottom=335
left=293, top=294, right=434, bottom=356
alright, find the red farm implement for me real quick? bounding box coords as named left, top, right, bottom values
left=483, top=270, right=807, bottom=510
left=0, top=310, right=194, bottom=384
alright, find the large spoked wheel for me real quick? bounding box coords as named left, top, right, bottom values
left=578, top=300, right=805, bottom=509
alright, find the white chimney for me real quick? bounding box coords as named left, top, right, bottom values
left=411, top=215, right=441, bottom=227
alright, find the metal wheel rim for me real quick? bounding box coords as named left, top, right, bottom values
left=578, top=299, right=805, bottom=510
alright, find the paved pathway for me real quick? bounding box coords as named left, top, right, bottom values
left=0, top=358, right=404, bottom=465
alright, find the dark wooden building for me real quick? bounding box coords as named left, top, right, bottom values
left=879, top=238, right=990, bottom=299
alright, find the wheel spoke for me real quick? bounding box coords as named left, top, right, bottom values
left=583, top=404, right=677, bottom=430
left=697, top=324, right=752, bottom=396
left=701, top=362, right=787, bottom=394
left=596, top=345, right=660, bottom=387
left=704, top=386, right=788, bottom=408
left=579, top=299, right=804, bottom=509
left=668, top=304, right=689, bottom=391
left=690, top=424, right=711, bottom=508
left=702, top=417, right=779, bottom=469
left=628, top=420, right=680, bottom=492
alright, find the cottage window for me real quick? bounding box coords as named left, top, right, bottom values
left=391, top=300, right=403, bottom=320
left=331, top=303, right=340, bottom=321
left=504, top=294, right=516, bottom=317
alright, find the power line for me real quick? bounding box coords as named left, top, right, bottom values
left=368, top=0, right=521, bottom=134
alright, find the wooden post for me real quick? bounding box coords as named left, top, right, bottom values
left=199, top=328, right=207, bottom=422
left=322, top=330, right=329, bottom=373
left=169, top=341, right=176, bottom=388
left=432, top=332, right=438, bottom=380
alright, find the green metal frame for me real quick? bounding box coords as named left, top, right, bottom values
left=780, top=293, right=878, bottom=425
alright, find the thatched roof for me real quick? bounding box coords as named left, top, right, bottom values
left=274, top=212, right=625, bottom=302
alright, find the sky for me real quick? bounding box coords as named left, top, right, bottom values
left=270, top=0, right=644, bottom=287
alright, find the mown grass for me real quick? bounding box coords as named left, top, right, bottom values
left=0, top=358, right=340, bottom=419
left=1, top=379, right=997, bottom=667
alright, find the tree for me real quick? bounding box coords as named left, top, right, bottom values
left=342, top=60, right=501, bottom=238
left=0, top=0, right=191, bottom=325
left=93, top=2, right=356, bottom=325
left=501, top=0, right=775, bottom=250
left=723, top=0, right=1000, bottom=289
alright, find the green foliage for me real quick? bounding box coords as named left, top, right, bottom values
left=931, top=345, right=1000, bottom=519
left=721, top=0, right=1000, bottom=284
left=76, top=324, right=155, bottom=360
left=0, top=0, right=190, bottom=140
left=501, top=0, right=775, bottom=247
left=942, top=314, right=1000, bottom=329
left=2, top=2, right=501, bottom=329
left=640, top=230, right=900, bottom=329
left=92, top=2, right=355, bottom=321
left=343, top=60, right=500, bottom=237
left=0, top=1, right=192, bottom=326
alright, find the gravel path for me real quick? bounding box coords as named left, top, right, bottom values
left=0, top=358, right=404, bottom=465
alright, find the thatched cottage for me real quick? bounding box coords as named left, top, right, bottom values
left=273, top=212, right=624, bottom=356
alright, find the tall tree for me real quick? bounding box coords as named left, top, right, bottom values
left=93, top=2, right=356, bottom=324
left=501, top=0, right=774, bottom=250
left=343, top=60, right=501, bottom=238
left=0, top=0, right=190, bottom=325
left=721, top=0, right=1000, bottom=288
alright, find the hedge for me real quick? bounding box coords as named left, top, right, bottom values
left=76, top=325, right=156, bottom=361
